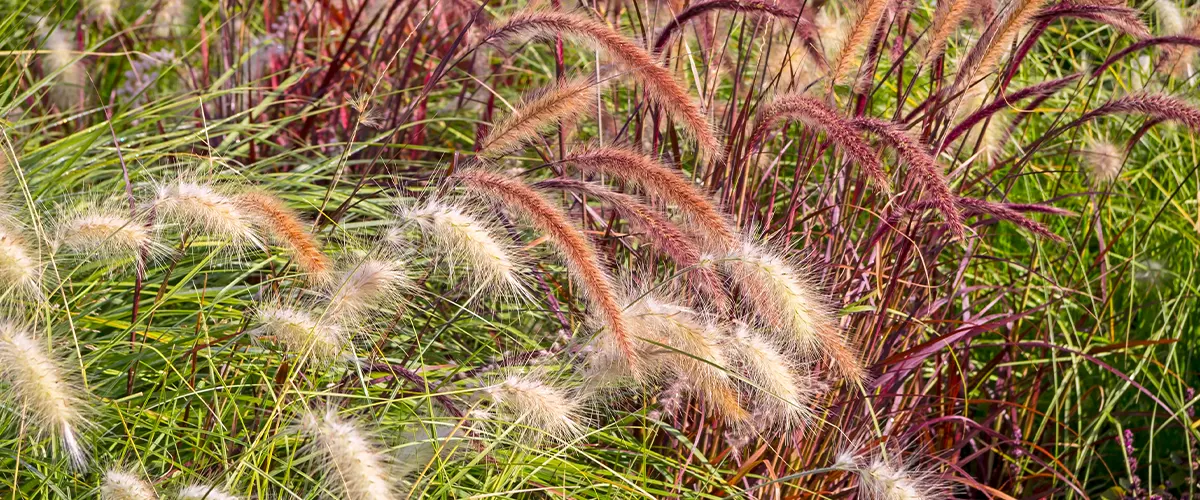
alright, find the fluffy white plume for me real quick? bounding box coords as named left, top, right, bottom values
left=298, top=409, right=397, bottom=500
left=0, top=322, right=87, bottom=468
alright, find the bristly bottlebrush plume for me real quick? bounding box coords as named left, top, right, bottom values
left=951, top=0, right=1051, bottom=96
left=813, top=9, right=852, bottom=66
left=1032, top=1, right=1151, bottom=40
left=562, top=147, right=738, bottom=252
left=1081, top=140, right=1124, bottom=183
left=150, top=177, right=261, bottom=247
left=396, top=199, right=528, bottom=299
left=621, top=296, right=746, bottom=422
left=477, top=77, right=599, bottom=157
left=0, top=223, right=43, bottom=300
left=1153, top=0, right=1200, bottom=77
left=728, top=324, right=822, bottom=430
left=453, top=170, right=641, bottom=373
left=723, top=241, right=865, bottom=383
left=176, top=484, right=238, bottom=500
left=837, top=447, right=951, bottom=500
left=0, top=322, right=88, bottom=468
left=236, top=191, right=331, bottom=280
left=53, top=205, right=161, bottom=267
left=252, top=303, right=348, bottom=363
left=298, top=409, right=397, bottom=500
left=324, top=257, right=410, bottom=320
left=922, top=0, right=972, bottom=63
left=1073, top=93, right=1200, bottom=132
left=37, top=23, right=85, bottom=110
left=485, top=373, right=585, bottom=440
left=1155, top=0, right=1187, bottom=36
left=749, top=93, right=889, bottom=192
left=829, top=0, right=889, bottom=83
left=484, top=10, right=724, bottom=160
left=952, top=197, right=1067, bottom=240
left=532, top=179, right=728, bottom=308
left=851, top=118, right=964, bottom=234
left=101, top=469, right=158, bottom=500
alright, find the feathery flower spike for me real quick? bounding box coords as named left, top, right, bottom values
left=562, top=147, right=737, bottom=252
left=151, top=178, right=260, bottom=247
left=0, top=322, right=87, bottom=468
left=454, top=170, right=641, bottom=374
left=325, top=258, right=410, bottom=319
left=176, top=485, right=239, bottom=500
left=298, top=409, right=397, bottom=500
left=724, top=242, right=865, bottom=382
left=0, top=224, right=42, bottom=300
left=237, top=191, right=331, bottom=280
left=100, top=469, right=157, bottom=500
left=486, top=373, right=585, bottom=440
left=478, top=77, right=598, bottom=157
left=397, top=199, right=527, bottom=299
left=252, top=304, right=348, bottom=363
left=484, top=10, right=724, bottom=160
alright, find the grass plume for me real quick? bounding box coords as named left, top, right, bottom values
left=100, top=470, right=157, bottom=500
left=532, top=178, right=728, bottom=307
left=749, top=93, right=889, bottom=192
left=951, top=0, right=1052, bottom=96
left=652, top=0, right=805, bottom=56
left=477, top=77, right=598, bottom=157
left=562, top=147, right=738, bottom=251
left=237, top=191, right=331, bottom=281
left=484, top=10, right=724, bottom=160
left=176, top=485, right=239, bottom=500
left=0, top=223, right=43, bottom=300
left=623, top=297, right=746, bottom=422
left=0, top=322, right=87, bottom=469
left=485, top=373, right=585, bottom=440
left=298, top=409, right=397, bottom=500
left=453, top=169, right=640, bottom=373
left=252, top=304, right=348, bottom=363
left=851, top=118, right=963, bottom=234
left=923, top=0, right=973, bottom=63
left=397, top=199, right=527, bottom=299
left=729, top=324, right=820, bottom=430
left=54, top=207, right=158, bottom=266
left=37, top=24, right=85, bottom=111
left=324, top=257, right=410, bottom=320
left=829, top=0, right=890, bottom=82
left=723, top=241, right=865, bottom=383
left=151, top=177, right=261, bottom=247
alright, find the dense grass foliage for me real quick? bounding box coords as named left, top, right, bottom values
left=0, top=0, right=1198, bottom=498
